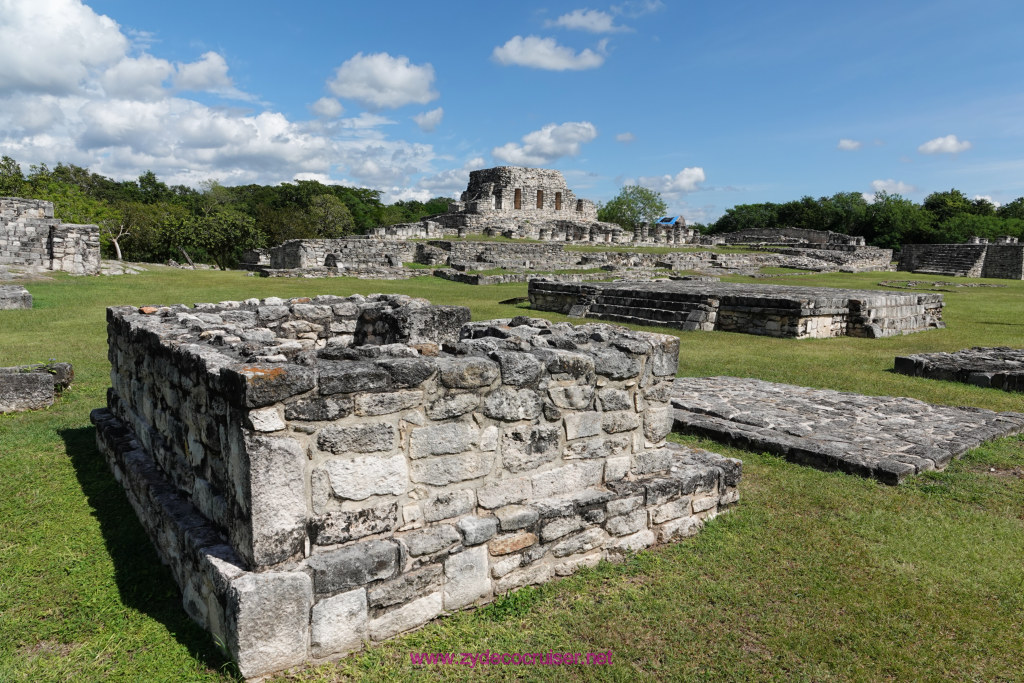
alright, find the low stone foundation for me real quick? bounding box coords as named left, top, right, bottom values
left=0, top=362, right=73, bottom=413
left=895, top=347, right=1024, bottom=391
left=529, top=280, right=945, bottom=339
left=92, top=294, right=740, bottom=679
left=0, top=284, right=31, bottom=309
left=671, top=377, right=1024, bottom=484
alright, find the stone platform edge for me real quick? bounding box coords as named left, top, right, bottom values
left=91, top=407, right=740, bottom=680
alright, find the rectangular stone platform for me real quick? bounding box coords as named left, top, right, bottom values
left=529, top=280, right=945, bottom=339
left=895, top=347, right=1024, bottom=392
left=92, top=294, right=740, bottom=679
left=671, top=377, right=1024, bottom=484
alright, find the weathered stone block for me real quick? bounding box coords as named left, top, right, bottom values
left=318, top=423, right=397, bottom=454
left=323, top=455, right=407, bottom=501
left=444, top=546, right=490, bottom=610
left=307, top=540, right=400, bottom=596
left=483, top=387, right=542, bottom=421
left=310, top=588, right=368, bottom=658
left=494, top=504, right=539, bottom=531
left=368, top=565, right=442, bottom=610
left=401, top=525, right=460, bottom=556
left=409, top=422, right=477, bottom=458
left=457, top=516, right=498, bottom=545
left=409, top=452, right=493, bottom=486
left=246, top=434, right=307, bottom=566
left=501, top=424, right=560, bottom=472
left=422, top=490, right=476, bottom=522
left=368, top=592, right=443, bottom=642
left=227, top=572, right=312, bottom=678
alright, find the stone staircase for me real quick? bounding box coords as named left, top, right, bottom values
left=900, top=244, right=987, bottom=277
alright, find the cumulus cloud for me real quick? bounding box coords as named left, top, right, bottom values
left=0, top=0, right=127, bottom=95
left=0, top=0, right=442, bottom=194
left=973, top=194, right=1001, bottom=208
left=635, top=167, right=706, bottom=197
left=869, top=179, right=916, bottom=195
left=616, top=132, right=635, bottom=143
left=546, top=9, right=629, bottom=33
left=328, top=52, right=438, bottom=109
left=492, top=122, right=598, bottom=165
left=611, top=0, right=664, bottom=17
left=492, top=36, right=605, bottom=70
left=918, top=134, right=971, bottom=154
left=311, top=97, right=344, bottom=118
left=413, top=107, right=444, bottom=132
left=837, top=138, right=861, bottom=151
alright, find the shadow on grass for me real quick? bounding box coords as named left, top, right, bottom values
left=60, top=425, right=238, bottom=679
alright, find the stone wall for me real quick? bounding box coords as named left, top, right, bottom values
left=92, top=294, right=740, bottom=678
left=0, top=197, right=101, bottom=275
left=719, top=227, right=865, bottom=246
left=267, top=239, right=416, bottom=270
left=898, top=242, right=1024, bottom=280
left=0, top=362, right=73, bottom=413
left=529, top=280, right=945, bottom=339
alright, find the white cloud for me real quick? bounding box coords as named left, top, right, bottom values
left=918, top=134, right=971, bottom=154
left=328, top=52, right=438, bottom=109
left=837, top=138, right=861, bottom=151
left=492, top=121, right=598, bottom=165
left=611, top=0, right=664, bottom=17
left=311, top=97, right=344, bottom=118
left=635, top=167, right=706, bottom=197
left=174, top=51, right=231, bottom=91
left=413, top=107, right=444, bottom=132
left=616, top=132, right=635, bottom=143
left=546, top=9, right=629, bottom=33
left=973, top=194, right=1001, bottom=208
left=0, top=0, right=127, bottom=95
left=870, top=179, right=916, bottom=195
left=492, top=36, right=605, bottom=71
left=100, top=54, right=174, bottom=101
left=338, top=112, right=395, bottom=129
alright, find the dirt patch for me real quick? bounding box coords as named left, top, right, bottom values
left=18, top=639, right=80, bottom=659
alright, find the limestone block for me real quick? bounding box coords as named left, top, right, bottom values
left=643, top=406, right=674, bottom=443
left=631, top=448, right=674, bottom=476
left=0, top=372, right=54, bottom=413
left=324, top=455, right=407, bottom=501
left=247, top=406, right=285, bottom=432
left=606, top=495, right=643, bottom=516
left=657, top=516, right=703, bottom=543
left=490, top=553, right=523, bottom=578
left=355, top=390, right=423, bottom=416
left=457, top=516, right=498, bottom=546
left=368, top=592, right=443, bottom=642
left=310, top=503, right=399, bottom=546
left=318, top=361, right=390, bottom=395
left=590, top=347, right=640, bottom=380
left=483, top=387, right=542, bottom=421
left=0, top=285, right=31, bottom=310
left=547, top=385, right=594, bottom=409
left=422, top=490, right=476, bottom=522
left=409, top=423, right=477, bottom=458
left=488, top=531, right=537, bottom=556
left=318, top=423, right=397, bottom=455
left=554, top=551, right=602, bottom=576
left=409, top=452, right=493, bottom=486
left=246, top=434, right=307, bottom=566
left=368, top=565, right=443, bottom=609
left=426, top=393, right=479, bottom=419
left=651, top=498, right=692, bottom=524
left=284, top=396, right=352, bottom=421
left=597, top=388, right=631, bottom=411
left=551, top=528, right=610, bottom=558
left=306, top=539, right=400, bottom=596
left=401, top=525, right=460, bottom=556
left=444, top=546, right=491, bottom=610
left=602, top=411, right=640, bottom=434
left=311, top=588, right=368, bottom=658
left=531, top=462, right=602, bottom=498
left=501, top=424, right=560, bottom=472
left=540, top=515, right=584, bottom=543
left=231, top=364, right=315, bottom=408
left=490, top=349, right=545, bottom=386
left=563, top=413, right=602, bottom=440
left=605, top=509, right=648, bottom=537
left=227, top=571, right=312, bottom=679
left=494, top=505, right=539, bottom=531
left=436, top=357, right=500, bottom=389
left=493, top=562, right=553, bottom=594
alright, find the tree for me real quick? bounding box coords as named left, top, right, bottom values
left=997, top=197, right=1024, bottom=221
left=922, top=189, right=972, bottom=224
left=171, top=207, right=264, bottom=270
left=597, top=185, right=667, bottom=231
left=867, top=191, right=934, bottom=248
left=0, top=155, right=25, bottom=195
left=306, top=194, right=355, bottom=237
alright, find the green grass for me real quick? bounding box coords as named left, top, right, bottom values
left=1, top=266, right=1022, bottom=681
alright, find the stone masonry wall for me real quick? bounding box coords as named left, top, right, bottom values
left=897, top=242, right=1024, bottom=280
left=269, top=239, right=416, bottom=270
left=0, top=197, right=100, bottom=275
left=92, top=294, right=740, bottom=678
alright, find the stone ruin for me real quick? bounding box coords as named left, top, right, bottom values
left=0, top=284, right=32, bottom=309
left=0, top=197, right=101, bottom=275
left=90, top=293, right=741, bottom=678
left=529, top=280, right=945, bottom=339
left=718, top=227, right=866, bottom=247
left=895, top=347, right=1024, bottom=392
left=898, top=238, right=1024, bottom=279
left=0, top=362, right=74, bottom=414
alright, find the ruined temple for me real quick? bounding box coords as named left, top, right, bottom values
left=0, top=197, right=101, bottom=275
left=898, top=237, right=1024, bottom=279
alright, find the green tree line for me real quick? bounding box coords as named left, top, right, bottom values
left=0, top=156, right=449, bottom=268
left=701, top=190, right=1024, bottom=249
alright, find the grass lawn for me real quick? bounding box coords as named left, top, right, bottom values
left=1, top=266, right=1022, bottom=682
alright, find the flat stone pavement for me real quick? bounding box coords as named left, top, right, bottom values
left=895, top=347, right=1024, bottom=392
left=671, top=377, right=1024, bottom=484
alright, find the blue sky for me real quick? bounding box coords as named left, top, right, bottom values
left=1, top=0, right=1022, bottom=223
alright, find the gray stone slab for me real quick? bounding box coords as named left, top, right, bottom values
left=895, top=347, right=1024, bottom=392
left=671, top=376, right=1024, bottom=484
left=0, top=284, right=31, bottom=309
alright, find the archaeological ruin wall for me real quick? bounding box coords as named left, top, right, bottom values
left=92, top=293, right=740, bottom=678
left=719, top=227, right=866, bottom=246
left=898, top=241, right=1024, bottom=280
left=529, top=280, right=945, bottom=339
left=0, top=197, right=101, bottom=275
left=257, top=238, right=419, bottom=278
